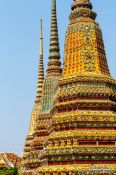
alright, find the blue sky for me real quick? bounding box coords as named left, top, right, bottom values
left=0, top=0, right=116, bottom=155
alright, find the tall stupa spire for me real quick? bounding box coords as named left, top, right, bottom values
left=35, top=18, right=44, bottom=103
left=36, top=0, right=116, bottom=174
left=19, top=19, right=45, bottom=175
left=46, top=0, right=62, bottom=77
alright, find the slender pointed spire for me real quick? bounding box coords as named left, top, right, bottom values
left=46, top=0, right=62, bottom=77
left=35, top=18, right=44, bottom=103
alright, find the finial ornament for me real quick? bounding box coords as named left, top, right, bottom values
left=71, top=0, right=96, bottom=20
left=52, top=0, right=56, bottom=9
left=40, top=18, right=43, bottom=55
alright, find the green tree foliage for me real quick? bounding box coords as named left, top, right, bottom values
left=0, top=167, right=18, bottom=175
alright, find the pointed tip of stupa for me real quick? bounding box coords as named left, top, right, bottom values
left=52, top=0, right=56, bottom=9
left=40, top=17, right=42, bottom=22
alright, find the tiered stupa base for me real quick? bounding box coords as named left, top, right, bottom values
left=37, top=164, right=116, bottom=175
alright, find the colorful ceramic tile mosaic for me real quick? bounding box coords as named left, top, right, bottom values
left=19, top=0, right=116, bottom=175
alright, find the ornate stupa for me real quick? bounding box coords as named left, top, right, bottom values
left=20, top=0, right=116, bottom=174
left=37, top=0, right=116, bottom=174
left=28, top=0, right=62, bottom=171
left=19, top=0, right=62, bottom=174
left=19, top=18, right=45, bottom=175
